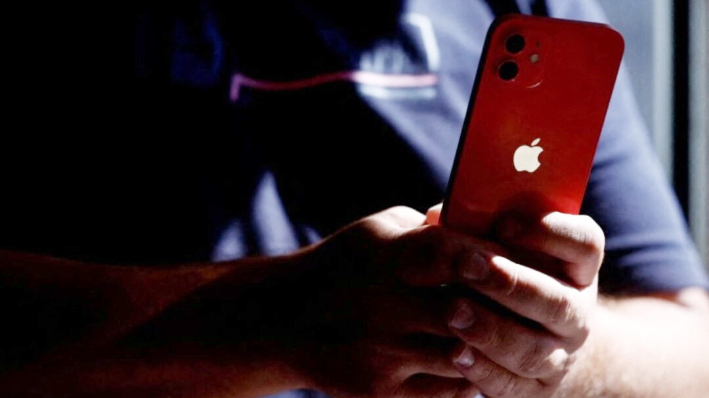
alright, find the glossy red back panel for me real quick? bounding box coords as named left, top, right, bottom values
left=441, top=15, right=624, bottom=237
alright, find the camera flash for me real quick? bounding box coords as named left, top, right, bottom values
left=530, top=53, right=540, bottom=63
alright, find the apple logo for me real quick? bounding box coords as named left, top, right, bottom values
left=513, top=138, right=543, bottom=172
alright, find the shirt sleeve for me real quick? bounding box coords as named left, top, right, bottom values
left=585, top=67, right=709, bottom=293
left=548, top=0, right=709, bottom=293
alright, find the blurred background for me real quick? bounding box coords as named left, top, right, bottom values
left=597, top=0, right=708, bottom=268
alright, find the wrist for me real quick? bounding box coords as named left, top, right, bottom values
left=214, top=250, right=320, bottom=393
left=552, top=297, right=631, bottom=398
left=221, top=338, right=311, bottom=397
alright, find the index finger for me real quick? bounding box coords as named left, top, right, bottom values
left=496, top=212, right=605, bottom=287
left=462, top=251, right=595, bottom=338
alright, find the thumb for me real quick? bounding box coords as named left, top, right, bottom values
left=425, top=203, right=443, bottom=225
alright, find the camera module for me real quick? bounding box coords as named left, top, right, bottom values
left=505, top=34, right=526, bottom=54
left=499, top=61, right=519, bottom=81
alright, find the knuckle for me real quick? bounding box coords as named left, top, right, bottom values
left=357, top=217, right=390, bottom=241
left=384, top=205, right=417, bottom=220
left=379, top=206, right=426, bottom=230
left=491, top=371, right=519, bottom=397
left=548, top=292, right=579, bottom=327
left=517, top=343, right=547, bottom=376
left=547, top=292, right=594, bottom=340
left=414, top=226, right=455, bottom=263
left=477, top=321, right=510, bottom=351
left=502, top=268, right=522, bottom=299
left=518, top=339, right=558, bottom=377
left=570, top=316, right=592, bottom=347
left=577, top=215, right=606, bottom=260
left=477, top=332, right=498, bottom=351
left=448, top=298, right=473, bottom=327
left=561, top=349, right=580, bottom=374
left=421, top=225, right=452, bottom=248
left=577, top=301, right=592, bottom=331
left=585, top=215, right=605, bottom=246
left=393, top=226, right=460, bottom=286
left=472, top=359, right=496, bottom=384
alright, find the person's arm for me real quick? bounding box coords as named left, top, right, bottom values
left=1, top=206, right=481, bottom=398
left=0, top=249, right=306, bottom=398
left=556, top=288, right=709, bottom=397
left=425, top=206, right=709, bottom=398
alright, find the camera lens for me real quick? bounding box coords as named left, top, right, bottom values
left=499, top=61, right=518, bottom=81
left=506, top=34, right=526, bottom=54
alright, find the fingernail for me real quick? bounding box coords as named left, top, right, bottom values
left=455, top=346, right=475, bottom=368
left=449, top=301, right=475, bottom=330
left=497, top=215, right=523, bottom=240
left=461, top=251, right=489, bottom=281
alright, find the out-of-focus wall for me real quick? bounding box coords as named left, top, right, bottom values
left=597, top=0, right=707, bottom=267
left=596, top=0, right=674, bottom=176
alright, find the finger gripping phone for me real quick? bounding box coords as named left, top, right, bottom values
left=440, top=15, right=624, bottom=236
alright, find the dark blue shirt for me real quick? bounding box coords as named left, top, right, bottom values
left=3, top=0, right=707, bottom=295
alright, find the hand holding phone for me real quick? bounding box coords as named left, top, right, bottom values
left=441, top=15, right=624, bottom=237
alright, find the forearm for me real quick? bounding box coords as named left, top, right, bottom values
left=0, top=249, right=309, bottom=397
left=555, top=288, right=709, bottom=398
left=3, top=339, right=303, bottom=398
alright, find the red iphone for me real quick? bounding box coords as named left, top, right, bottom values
left=440, top=14, right=624, bottom=237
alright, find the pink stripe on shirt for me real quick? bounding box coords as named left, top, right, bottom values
left=230, top=70, right=438, bottom=101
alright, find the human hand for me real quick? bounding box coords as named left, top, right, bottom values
left=427, top=205, right=604, bottom=398
left=256, top=206, right=484, bottom=398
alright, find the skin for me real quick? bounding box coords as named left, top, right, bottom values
left=0, top=206, right=474, bottom=398
left=1, top=205, right=708, bottom=397
left=426, top=205, right=709, bottom=398
left=428, top=205, right=604, bottom=397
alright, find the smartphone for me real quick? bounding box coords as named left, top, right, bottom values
left=440, top=14, right=624, bottom=237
